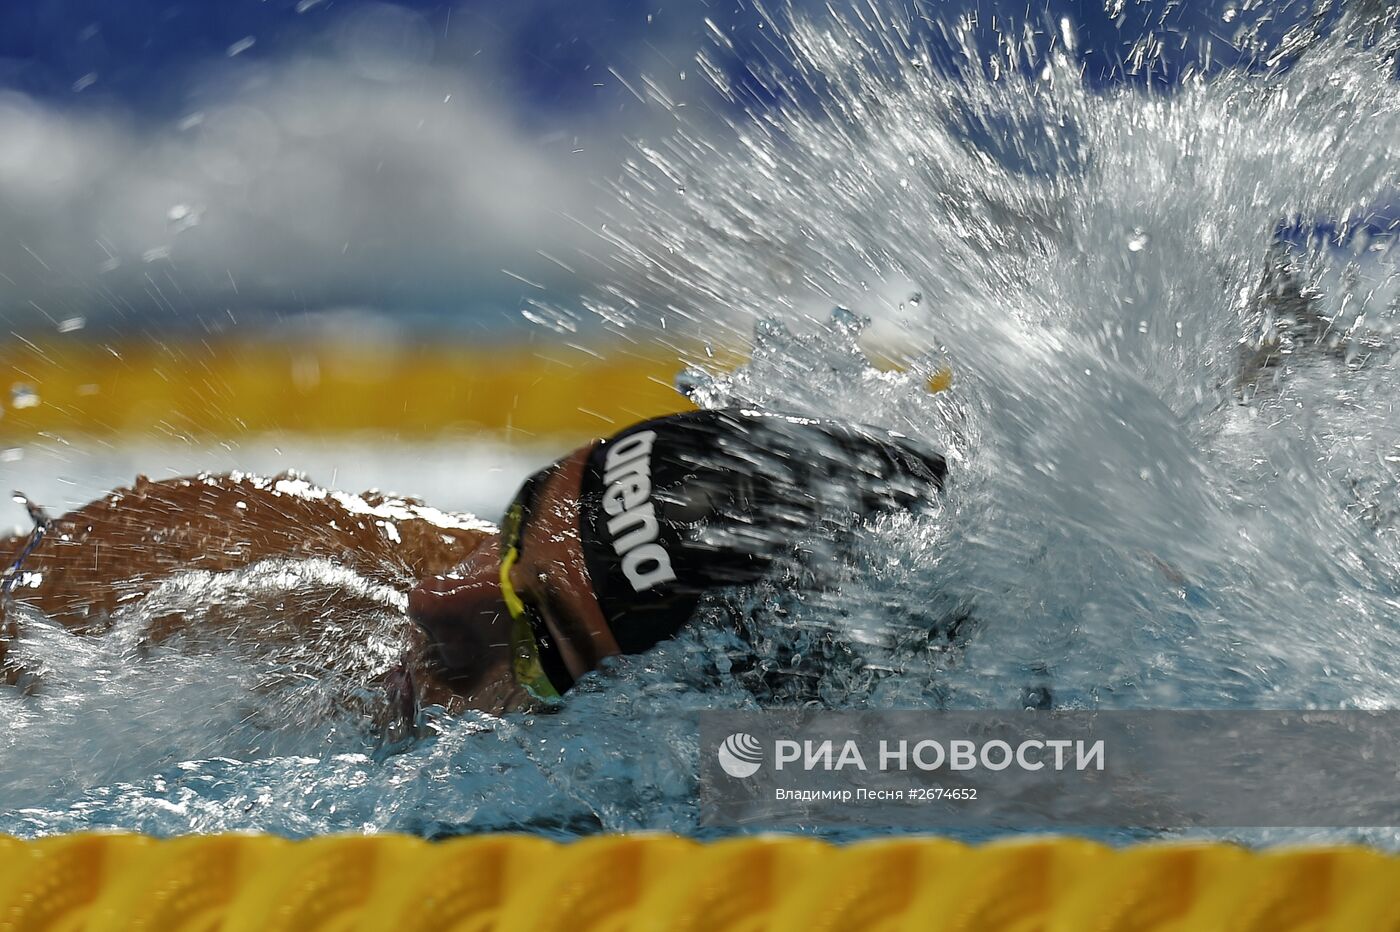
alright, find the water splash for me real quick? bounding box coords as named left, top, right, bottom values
left=585, top=0, right=1400, bottom=713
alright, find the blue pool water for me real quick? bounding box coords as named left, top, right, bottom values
left=6, top=2, right=1400, bottom=846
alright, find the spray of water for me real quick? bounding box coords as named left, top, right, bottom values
left=585, top=0, right=1400, bottom=712
left=6, top=1, right=1400, bottom=844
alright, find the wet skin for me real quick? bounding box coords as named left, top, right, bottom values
left=0, top=472, right=550, bottom=715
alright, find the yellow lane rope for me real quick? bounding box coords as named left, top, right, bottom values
left=0, top=834, right=1396, bottom=931
left=0, top=341, right=699, bottom=441
left=0, top=341, right=952, bottom=442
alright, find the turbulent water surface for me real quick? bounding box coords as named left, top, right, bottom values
left=6, top=1, right=1400, bottom=844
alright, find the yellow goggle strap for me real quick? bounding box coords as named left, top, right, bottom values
left=499, top=500, right=563, bottom=705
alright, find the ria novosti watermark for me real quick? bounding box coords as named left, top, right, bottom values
left=700, top=711, right=1400, bottom=828
left=749, top=734, right=1106, bottom=775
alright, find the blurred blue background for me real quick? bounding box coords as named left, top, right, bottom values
left=0, top=0, right=1351, bottom=337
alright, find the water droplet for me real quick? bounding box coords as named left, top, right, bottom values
left=10, top=384, right=39, bottom=409
left=674, top=367, right=709, bottom=398
left=754, top=318, right=793, bottom=344
left=907, top=291, right=923, bottom=307
left=1127, top=229, right=1150, bottom=252
left=829, top=306, right=869, bottom=336
left=1222, top=7, right=1238, bottom=22
left=1059, top=17, right=1077, bottom=52
left=227, top=36, right=256, bottom=57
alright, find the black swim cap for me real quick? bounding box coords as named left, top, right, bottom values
left=576, top=408, right=945, bottom=655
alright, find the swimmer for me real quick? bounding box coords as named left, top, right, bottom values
left=0, top=408, right=944, bottom=721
